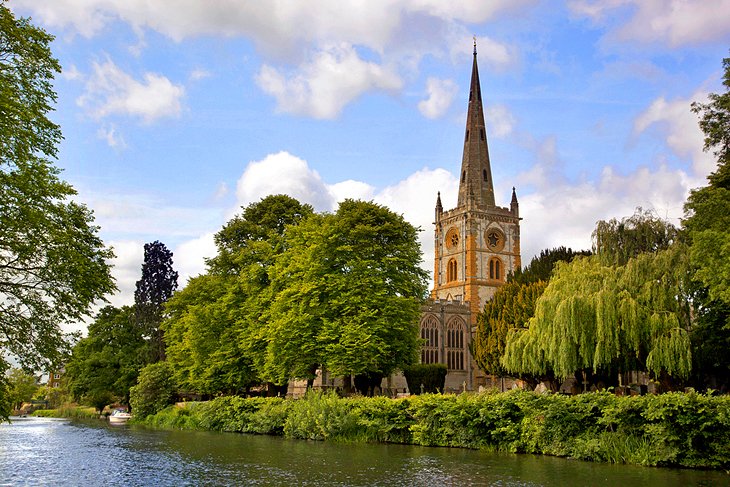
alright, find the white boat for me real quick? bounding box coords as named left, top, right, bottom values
left=108, top=409, right=131, bottom=424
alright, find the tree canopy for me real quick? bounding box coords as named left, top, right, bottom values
left=65, top=306, right=146, bottom=409
left=473, top=247, right=588, bottom=379
left=135, top=241, right=178, bottom=362
left=0, top=5, right=115, bottom=380
left=163, top=196, right=427, bottom=394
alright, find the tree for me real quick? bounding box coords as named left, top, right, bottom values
left=474, top=247, right=590, bottom=379
left=685, top=55, right=730, bottom=307
left=65, top=306, right=146, bottom=408
left=0, top=4, right=115, bottom=376
left=684, top=54, right=730, bottom=390
left=129, top=361, right=176, bottom=418
left=265, top=200, right=428, bottom=385
left=593, top=207, right=678, bottom=267
left=502, top=245, right=693, bottom=387
left=7, top=368, right=38, bottom=411
left=135, top=241, right=178, bottom=362
left=163, top=195, right=313, bottom=395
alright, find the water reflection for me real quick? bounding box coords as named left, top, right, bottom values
left=0, top=417, right=726, bottom=486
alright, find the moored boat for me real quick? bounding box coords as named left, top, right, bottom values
left=108, top=409, right=131, bottom=424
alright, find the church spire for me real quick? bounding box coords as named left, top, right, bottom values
left=457, top=40, right=495, bottom=208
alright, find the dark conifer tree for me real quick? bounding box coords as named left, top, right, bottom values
left=135, top=241, right=178, bottom=362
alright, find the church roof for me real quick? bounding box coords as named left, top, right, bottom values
left=457, top=40, right=496, bottom=209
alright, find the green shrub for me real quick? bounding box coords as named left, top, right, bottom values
left=402, top=364, right=447, bottom=394
left=129, top=362, right=176, bottom=419
left=133, top=390, right=730, bottom=469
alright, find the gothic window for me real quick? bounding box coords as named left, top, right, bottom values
left=446, top=318, right=465, bottom=370
left=489, top=257, right=503, bottom=281
left=447, top=258, right=458, bottom=282
left=420, top=316, right=439, bottom=364
left=482, top=169, right=488, bottom=182
left=461, top=171, right=466, bottom=183
left=480, top=129, right=485, bottom=140
left=465, top=129, right=469, bottom=142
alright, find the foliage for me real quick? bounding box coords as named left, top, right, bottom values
left=510, top=246, right=591, bottom=285
left=264, top=199, right=428, bottom=383
left=65, top=306, right=146, bottom=407
left=592, top=208, right=679, bottom=267
left=474, top=280, right=547, bottom=376
left=135, top=241, right=178, bottom=362
left=139, top=390, right=730, bottom=469
left=503, top=243, right=693, bottom=382
left=32, top=405, right=98, bottom=419
left=163, top=195, right=313, bottom=395
left=0, top=5, right=115, bottom=373
left=129, top=361, right=176, bottom=418
left=402, top=364, right=447, bottom=394
left=208, top=194, right=314, bottom=275
left=474, top=247, right=590, bottom=378
left=0, top=362, right=9, bottom=420
left=5, top=368, right=38, bottom=411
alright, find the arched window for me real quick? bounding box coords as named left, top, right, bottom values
left=482, top=169, right=488, bottom=182
left=489, top=257, right=502, bottom=281
left=461, top=171, right=466, bottom=183
left=465, top=129, right=469, bottom=142
left=446, top=318, right=465, bottom=370
left=447, top=258, right=458, bottom=282
left=420, top=315, right=439, bottom=364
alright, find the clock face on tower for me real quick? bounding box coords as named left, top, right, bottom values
left=485, top=228, right=505, bottom=251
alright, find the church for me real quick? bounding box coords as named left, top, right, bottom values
left=419, top=42, right=522, bottom=391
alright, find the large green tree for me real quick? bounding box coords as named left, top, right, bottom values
left=6, top=368, right=38, bottom=411
left=64, top=306, right=146, bottom=409
left=163, top=195, right=313, bottom=395
left=683, top=54, right=730, bottom=390
left=0, top=4, right=115, bottom=419
left=135, top=241, right=178, bottom=362
left=264, top=199, right=428, bottom=386
left=503, top=213, right=692, bottom=387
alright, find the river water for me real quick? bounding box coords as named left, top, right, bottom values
left=0, top=417, right=726, bottom=486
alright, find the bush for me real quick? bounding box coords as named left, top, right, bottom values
left=129, top=362, right=176, bottom=419
left=402, top=364, right=447, bottom=394
left=136, top=390, right=730, bottom=469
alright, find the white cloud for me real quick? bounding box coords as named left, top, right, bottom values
left=235, top=151, right=336, bottom=211
left=174, top=233, right=217, bottom=285
left=419, top=77, right=458, bottom=119
left=190, top=69, right=211, bottom=81
left=448, top=33, right=517, bottom=71
left=256, top=43, right=402, bottom=119
left=96, top=124, right=126, bottom=148
left=486, top=104, right=516, bottom=138
left=77, top=57, right=185, bottom=123
left=61, top=63, right=83, bottom=81
left=633, top=90, right=714, bottom=177
left=106, top=239, right=144, bottom=308
left=568, top=0, right=730, bottom=47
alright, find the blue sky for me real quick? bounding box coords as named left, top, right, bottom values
left=10, top=1, right=730, bottom=315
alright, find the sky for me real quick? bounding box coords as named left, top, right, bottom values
left=9, top=1, right=730, bottom=322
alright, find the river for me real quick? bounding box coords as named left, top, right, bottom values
left=0, top=417, right=726, bottom=486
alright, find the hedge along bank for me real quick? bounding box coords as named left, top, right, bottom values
left=138, top=389, right=730, bottom=469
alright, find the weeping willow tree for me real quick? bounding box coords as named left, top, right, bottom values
left=502, top=243, right=692, bottom=383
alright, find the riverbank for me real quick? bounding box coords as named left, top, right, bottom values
left=137, top=389, right=730, bottom=470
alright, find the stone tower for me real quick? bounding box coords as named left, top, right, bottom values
left=431, top=42, right=522, bottom=323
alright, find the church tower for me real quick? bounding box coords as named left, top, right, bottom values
left=419, top=42, right=522, bottom=391
left=430, top=41, right=522, bottom=321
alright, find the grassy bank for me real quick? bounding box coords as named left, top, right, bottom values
left=32, top=405, right=99, bottom=420
left=139, top=389, right=730, bottom=469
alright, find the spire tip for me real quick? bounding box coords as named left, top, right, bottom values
left=473, top=35, right=477, bottom=55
